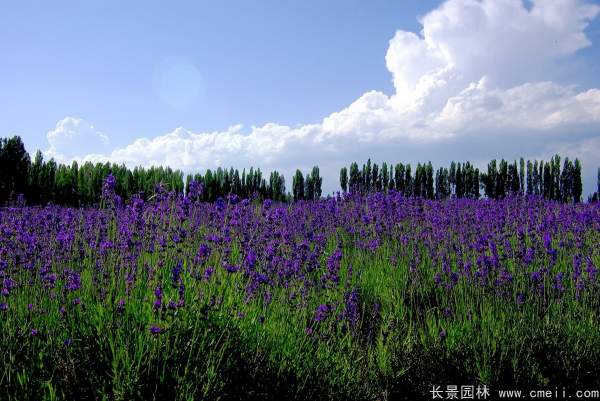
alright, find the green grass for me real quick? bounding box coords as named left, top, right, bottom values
left=2, top=225, right=600, bottom=400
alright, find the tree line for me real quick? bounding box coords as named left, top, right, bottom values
left=185, top=167, right=289, bottom=202
left=590, top=167, right=600, bottom=203
left=1, top=135, right=598, bottom=206
left=340, top=156, right=588, bottom=203
left=291, top=167, right=323, bottom=201
left=339, top=160, right=481, bottom=200
left=0, top=135, right=187, bottom=206
left=0, top=135, right=324, bottom=206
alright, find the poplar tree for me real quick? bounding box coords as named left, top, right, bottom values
left=381, top=162, right=389, bottom=191
left=404, top=164, right=412, bottom=197
left=395, top=163, right=405, bottom=193
left=426, top=162, right=434, bottom=199
left=573, top=159, right=582, bottom=203
left=340, top=167, right=348, bottom=193
left=526, top=160, right=533, bottom=195
left=293, top=169, right=305, bottom=201
left=304, top=173, right=314, bottom=201
left=519, top=157, right=525, bottom=194
left=365, top=159, right=372, bottom=192
left=372, top=163, right=380, bottom=192
left=310, top=166, right=322, bottom=199
left=349, top=162, right=360, bottom=193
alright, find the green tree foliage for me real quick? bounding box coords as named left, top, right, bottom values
left=404, top=164, right=413, bottom=197
left=519, top=157, right=525, bottom=194
left=426, top=162, right=434, bottom=199
left=394, top=163, right=405, bottom=193
left=310, top=166, right=323, bottom=200
left=0, top=135, right=293, bottom=206
left=435, top=167, right=450, bottom=199
left=349, top=162, right=360, bottom=194
left=269, top=171, right=286, bottom=202
left=498, top=159, right=508, bottom=198
left=0, top=135, right=591, bottom=206
left=483, top=160, right=497, bottom=199
left=340, top=155, right=583, bottom=203
left=526, top=160, right=533, bottom=196
left=590, top=167, right=600, bottom=202
left=292, top=170, right=305, bottom=201
left=364, top=159, right=372, bottom=193
left=0, top=136, right=30, bottom=204
left=340, top=167, right=348, bottom=193
left=186, top=166, right=284, bottom=202
left=573, top=159, right=583, bottom=203
left=381, top=162, right=389, bottom=191
left=508, top=161, right=520, bottom=194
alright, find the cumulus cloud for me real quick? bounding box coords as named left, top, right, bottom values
left=46, top=117, right=110, bottom=162
left=48, top=0, right=600, bottom=195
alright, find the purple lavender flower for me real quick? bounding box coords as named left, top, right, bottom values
left=553, top=272, right=565, bottom=292
left=224, top=264, right=238, bottom=273
left=531, top=270, right=542, bottom=282
left=585, top=258, right=598, bottom=282
left=573, top=254, right=582, bottom=281
left=171, top=261, right=183, bottom=284
left=149, top=325, right=162, bottom=335
left=153, top=285, right=163, bottom=311
left=523, top=247, right=535, bottom=265
left=344, top=289, right=360, bottom=329
left=187, top=180, right=204, bottom=200
left=203, top=267, right=215, bottom=281
left=543, top=232, right=552, bottom=250
left=314, top=304, right=330, bottom=322
left=245, top=250, right=257, bottom=271
left=101, top=173, right=117, bottom=208
left=322, top=249, right=343, bottom=284
left=64, top=269, right=81, bottom=292
left=195, top=244, right=211, bottom=264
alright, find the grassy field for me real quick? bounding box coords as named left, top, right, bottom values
left=1, top=190, right=599, bottom=400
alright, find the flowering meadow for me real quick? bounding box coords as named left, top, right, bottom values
left=1, top=180, right=600, bottom=400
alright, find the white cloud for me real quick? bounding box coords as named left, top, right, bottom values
left=46, top=117, right=110, bottom=162
left=47, top=0, right=600, bottom=195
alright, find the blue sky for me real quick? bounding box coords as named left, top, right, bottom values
left=2, top=0, right=600, bottom=195
left=1, top=1, right=440, bottom=150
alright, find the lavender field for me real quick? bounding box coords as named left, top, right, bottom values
left=1, top=179, right=600, bottom=400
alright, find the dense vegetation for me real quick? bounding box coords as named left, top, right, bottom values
left=339, top=157, right=587, bottom=202
left=2, top=135, right=599, bottom=207
left=0, top=136, right=302, bottom=206
left=1, top=178, right=599, bottom=400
